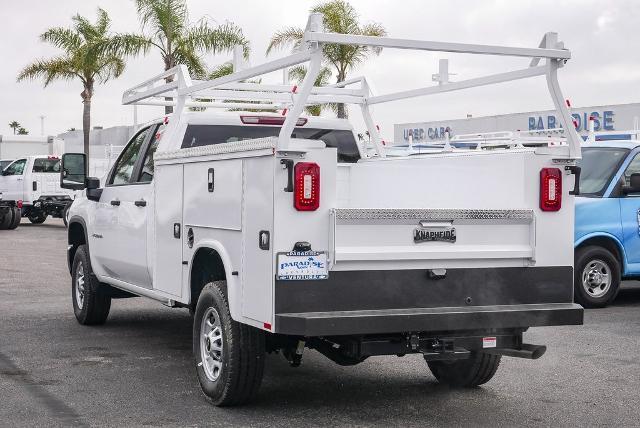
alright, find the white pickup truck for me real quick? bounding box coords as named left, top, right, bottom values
left=60, top=14, right=583, bottom=406
left=0, top=155, right=75, bottom=229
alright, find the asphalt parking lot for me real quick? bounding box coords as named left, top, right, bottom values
left=1, top=219, right=640, bottom=427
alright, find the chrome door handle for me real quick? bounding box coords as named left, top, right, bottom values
left=110, top=200, right=120, bottom=206
left=134, top=199, right=147, bottom=207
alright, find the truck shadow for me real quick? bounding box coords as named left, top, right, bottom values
left=98, top=308, right=507, bottom=420
left=612, top=286, right=640, bottom=307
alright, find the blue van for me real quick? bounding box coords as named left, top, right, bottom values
left=575, top=140, right=640, bottom=307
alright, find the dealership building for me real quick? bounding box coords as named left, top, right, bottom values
left=394, top=102, right=640, bottom=144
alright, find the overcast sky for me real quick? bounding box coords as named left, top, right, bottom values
left=0, top=0, right=639, bottom=139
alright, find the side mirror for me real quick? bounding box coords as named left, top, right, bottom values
left=623, top=173, right=640, bottom=195
left=85, top=176, right=103, bottom=202
left=60, top=153, right=87, bottom=190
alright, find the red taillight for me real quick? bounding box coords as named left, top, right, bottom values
left=240, top=115, right=307, bottom=126
left=17, top=200, right=23, bottom=209
left=540, top=168, right=562, bottom=211
left=294, top=162, right=320, bottom=211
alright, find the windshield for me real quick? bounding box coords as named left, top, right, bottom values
left=0, top=160, right=13, bottom=171
left=577, top=147, right=629, bottom=196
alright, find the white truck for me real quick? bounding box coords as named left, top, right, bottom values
left=0, top=155, right=76, bottom=229
left=60, top=14, right=583, bottom=406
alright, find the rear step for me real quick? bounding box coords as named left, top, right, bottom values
left=275, top=303, right=583, bottom=336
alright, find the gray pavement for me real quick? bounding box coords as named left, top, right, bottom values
left=1, top=218, right=640, bottom=427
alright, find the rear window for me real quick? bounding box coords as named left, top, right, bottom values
left=32, top=158, right=61, bottom=173
left=181, top=125, right=360, bottom=163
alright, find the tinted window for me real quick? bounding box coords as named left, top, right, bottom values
left=0, top=160, right=12, bottom=170
left=109, top=127, right=150, bottom=185
left=624, top=153, right=640, bottom=187
left=181, top=125, right=360, bottom=163
left=577, top=147, right=629, bottom=196
left=32, top=158, right=60, bottom=173
left=3, top=159, right=26, bottom=176
left=137, top=123, right=165, bottom=183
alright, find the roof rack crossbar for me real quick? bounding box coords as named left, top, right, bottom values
left=306, top=32, right=571, bottom=60
left=122, top=12, right=582, bottom=159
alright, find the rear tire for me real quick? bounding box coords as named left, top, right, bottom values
left=72, top=245, right=111, bottom=325
left=8, top=207, right=21, bottom=230
left=0, top=209, right=11, bottom=229
left=427, top=352, right=501, bottom=387
left=574, top=245, right=620, bottom=308
left=193, top=281, right=265, bottom=406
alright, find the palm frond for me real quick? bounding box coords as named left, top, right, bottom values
left=173, top=47, right=207, bottom=78
left=94, top=56, right=126, bottom=83
left=95, top=7, right=111, bottom=35
left=136, top=0, right=187, bottom=42
left=182, top=21, right=249, bottom=58
left=17, top=56, right=81, bottom=86
left=40, top=27, right=82, bottom=53
left=107, top=33, right=153, bottom=57
left=266, top=27, right=304, bottom=55
left=208, top=62, right=234, bottom=79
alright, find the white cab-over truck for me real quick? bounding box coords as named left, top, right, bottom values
left=60, top=14, right=583, bottom=406
left=0, top=155, right=75, bottom=229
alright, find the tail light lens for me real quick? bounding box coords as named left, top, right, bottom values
left=294, top=162, right=320, bottom=211
left=540, top=168, right=562, bottom=211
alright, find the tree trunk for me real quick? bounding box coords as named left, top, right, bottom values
left=164, top=55, right=174, bottom=115
left=81, top=82, right=93, bottom=170
left=336, top=70, right=347, bottom=119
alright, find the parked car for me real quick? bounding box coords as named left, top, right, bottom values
left=0, top=155, right=76, bottom=227
left=574, top=140, right=640, bottom=307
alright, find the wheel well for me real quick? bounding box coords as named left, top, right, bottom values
left=190, top=247, right=226, bottom=307
left=576, top=236, right=623, bottom=265
left=67, top=222, right=87, bottom=272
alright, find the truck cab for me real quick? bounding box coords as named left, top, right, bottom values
left=574, top=140, right=640, bottom=307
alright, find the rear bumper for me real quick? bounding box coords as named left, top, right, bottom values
left=275, top=303, right=583, bottom=336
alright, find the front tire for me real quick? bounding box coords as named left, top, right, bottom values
left=28, top=211, right=47, bottom=224
left=574, top=246, right=621, bottom=308
left=427, top=353, right=501, bottom=387
left=193, top=281, right=265, bottom=406
left=72, top=245, right=111, bottom=325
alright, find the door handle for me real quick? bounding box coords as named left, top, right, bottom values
left=134, top=199, right=147, bottom=207
left=110, top=200, right=120, bottom=206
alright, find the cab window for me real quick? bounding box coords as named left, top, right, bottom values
left=32, top=158, right=61, bottom=173
left=623, top=153, right=640, bottom=187
left=137, top=123, right=165, bottom=183
left=2, top=159, right=27, bottom=176
left=109, top=127, right=151, bottom=185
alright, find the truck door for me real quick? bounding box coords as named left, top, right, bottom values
left=0, top=159, right=27, bottom=202
left=93, top=126, right=155, bottom=288
left=619, top=152, right=640, bottom=269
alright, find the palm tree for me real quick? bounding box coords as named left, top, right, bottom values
left=8, top=121, right=20, bottom=135
left=267, top=0, right=387, bottom=118
left=18, top=8, right=144, bottom=163
left=133, top=0, right=249, bottom=114
left=17, top=127, right=29, bottom=135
